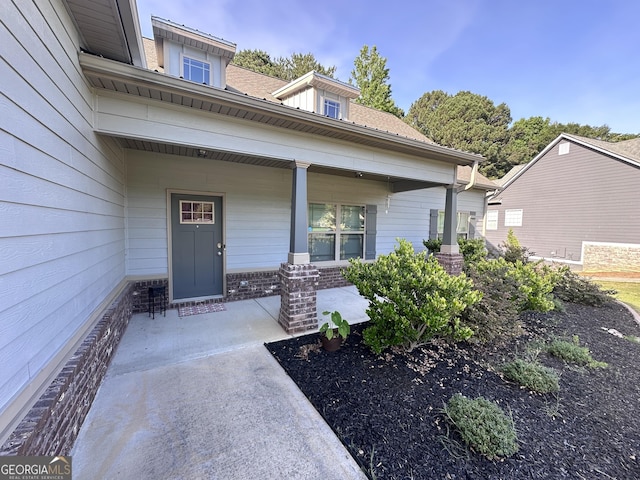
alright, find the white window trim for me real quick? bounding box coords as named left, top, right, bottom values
left=486, top=210, right=499, bottom=230
left=308, top=203, right=365, bottom=262
left=180, top=54, right=212, bottom=85
left=504, top=209, right=523, bottom=227
left=437, top=210, right=471, bottom=239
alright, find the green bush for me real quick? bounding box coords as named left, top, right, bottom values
left=423, top=238, right=442, bottom=255
left=472, top=258, right=555, bottom=313
left=343, top=239, right=481, bottom=354
left=502, top=359, right=560, bottom=393
left=547, top=337, right=607, bottom=368
left=500, top=229, right=532, bottom=264
left=461, top=260, right=525, bottom=344
left=422, top=238, right=487, bottom=265
left=552, top=266, right=616, bottom=306
left=444, top=394, right=519, bottom=459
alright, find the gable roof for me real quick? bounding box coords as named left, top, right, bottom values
left=496, top=133, right=640, bottom=193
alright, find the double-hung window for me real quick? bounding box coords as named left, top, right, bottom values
left=308, top=203, right=365, bottom=261
left=437, top=211, right=470, bottom=239
left=182, top=56, right=211, bottom=84
left=324, top=99, right=341, bottom=119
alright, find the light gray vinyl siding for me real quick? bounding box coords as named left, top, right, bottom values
left=484, top=140, right=640, bottom=261
left=126, top=152, right=480, bottom=272
left=0, top=0, right=126, bottom=426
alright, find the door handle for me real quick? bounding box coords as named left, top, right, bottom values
left=217, top=251, right=222, bottom=256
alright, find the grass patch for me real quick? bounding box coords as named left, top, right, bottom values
left=502, top=359, right=560, bottom=393
left=443, top=394, right=518, bottom=459
left=594, top=281, right=640, bottom=313
left=547, top=336, right=607, bottom=368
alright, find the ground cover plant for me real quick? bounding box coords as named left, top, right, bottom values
left=267, top=239, right=640, bottom=479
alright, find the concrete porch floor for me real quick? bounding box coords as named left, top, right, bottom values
left=71, top=286, right=369, bottom=479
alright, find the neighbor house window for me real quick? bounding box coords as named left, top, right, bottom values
left=504, top=209, right=523, bottom=227
left=486, top=210, right=498, bottom=230
left=180, top=200, right=214, bottom=224
left=324, top=99, right=341, bottom=119
left=308, top=203, right=365, bottom=261
left=437, top=211, right=470, bottom=239
left=182, top=56, right=211, bottom=84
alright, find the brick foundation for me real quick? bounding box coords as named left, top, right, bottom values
left=435, top=253, right=464, bottom=275
left=1, top=284, right=134, bottom=456
left=226, top=270, right=280, bottom=301
left=278, top=263, right=320, bottom=334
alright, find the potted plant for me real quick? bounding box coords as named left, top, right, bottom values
left=319, top=310, right=350, bottom=352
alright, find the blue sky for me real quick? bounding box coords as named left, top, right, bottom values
left=135, top=0, right=640, bottom=134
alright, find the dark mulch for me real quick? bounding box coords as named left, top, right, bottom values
left=266, top=302, right=640, bottom=479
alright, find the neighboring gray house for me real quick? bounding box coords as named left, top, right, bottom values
left=1, top=0, right=495, bottom=451
left=485, top=134, right=640, bottom=272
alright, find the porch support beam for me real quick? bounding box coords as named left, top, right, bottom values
left=435, top=185, right=464, bottom=274
left=288, top=161, right=310, bottom=265
left=278, top=160, right=319, bottom=334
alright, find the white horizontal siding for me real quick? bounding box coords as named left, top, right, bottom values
left=95, top=92, right=455, bottom=184
left=0, top=0, right=126, bottom=431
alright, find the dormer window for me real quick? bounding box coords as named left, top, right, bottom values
left=324, top=99, right=340, bottom=119
left=152, top=17, right=236, bottom=89
left=182, top=56, right=211, bottom=84
left=273, top=71, right=360, bottom=121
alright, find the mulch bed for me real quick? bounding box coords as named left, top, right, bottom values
left=266, top=302, right=640, bottom=479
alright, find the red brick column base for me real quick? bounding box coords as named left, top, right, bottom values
left=278, top=263, right=319, bottom=334
left=435, top=253, right=464, bottom=275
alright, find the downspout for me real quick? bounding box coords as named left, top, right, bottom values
left=464, top=159, right=479, bottom=191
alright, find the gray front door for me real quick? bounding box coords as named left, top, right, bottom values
left=171, top=193, right=223, bottom=299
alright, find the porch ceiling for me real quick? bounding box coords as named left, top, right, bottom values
left=80, top=53, right=480, bottom=167
left=117, top=139, right=445, bottom=192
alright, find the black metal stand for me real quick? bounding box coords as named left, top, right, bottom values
left=148, top=286, right=166, bottom=319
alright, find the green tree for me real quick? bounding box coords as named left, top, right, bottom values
left=232, top=49, right=335, bottom=81
left=406, top=90, right=511, bottom=175
left=231, top=49, right=279, bottom=76
left=274, top=52, right=336, bottom=80
left=350, top=45, right=404, bottom=118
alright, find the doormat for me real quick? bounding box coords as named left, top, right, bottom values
left=179, top=303, right=226, bottom=317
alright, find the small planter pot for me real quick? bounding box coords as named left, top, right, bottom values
left=320, top=335, right=342, bottom=352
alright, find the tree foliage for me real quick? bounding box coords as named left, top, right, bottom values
left=350, top=45, right=403, bottom=118
left=232, top=49, right=336, bottom=81
left=406, top=90, right=638, bottom=179
left=406, top=90, right=511, bottom=174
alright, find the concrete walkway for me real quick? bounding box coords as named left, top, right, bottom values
left=71, top=287, right=369, bottom=480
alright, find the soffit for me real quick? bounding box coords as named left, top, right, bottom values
left=64, top=0, right=145, bottom=66
left=117, top=139, right=446, bottom=190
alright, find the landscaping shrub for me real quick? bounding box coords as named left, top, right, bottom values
left=461, top=260, right=525, bottom=344
left=552, top=266, right=616, bottom=306
left=444, top=394, right=519, bottom=459
left=471, top=258, right=555, bottom=313
left=547, top=336, right=607, bottom=368
left=422, top=238, right=488, bottom=265
left=343, top=239, right=481, bottom=353
left=502, top=359, right=560, bottom=393
left=500, top=229, right=532, bottom=264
